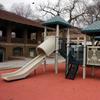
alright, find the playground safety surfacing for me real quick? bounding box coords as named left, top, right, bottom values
left=0, top=63, right=100, bottom=100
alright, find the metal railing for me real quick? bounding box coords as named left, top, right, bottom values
left=59, top=38, right=83, bottom=64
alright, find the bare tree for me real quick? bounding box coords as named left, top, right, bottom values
left=37, top=0, right=87, bottom=26
left=85, top=0, right=100, bottom=24
left=37, top=0, right=62, bottom=17
left=11, top=2, right=35, bottom=19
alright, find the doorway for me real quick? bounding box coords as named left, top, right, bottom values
left=0, top=48, right=5, bottom=62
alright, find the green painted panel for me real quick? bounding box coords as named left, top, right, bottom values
left=82, top=21, right=100, bottom=34
left=43, top=15, right=71, bottom=28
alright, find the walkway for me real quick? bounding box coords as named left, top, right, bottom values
left=0, top=55, right=65, bottom=70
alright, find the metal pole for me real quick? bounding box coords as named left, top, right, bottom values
left=55, top=24, right=59, bottom=74
left=77, top=37, right=80, bottom=61
left=66, top=28, right=70, bottom=74
left=91, top=36, right=95, bottom=77
left=83, top=34, right=86, bottom=79
left=44, top=26, right=47, bottom=40
left=43, top=26, right=47, bottom=72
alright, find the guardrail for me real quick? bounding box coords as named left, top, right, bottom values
left=87, top=46, right=100, bottom=66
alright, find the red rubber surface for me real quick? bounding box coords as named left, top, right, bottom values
left=0, top=64, right=100, bottom=100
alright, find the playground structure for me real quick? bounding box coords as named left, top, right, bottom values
left=0, top=14, right=86, bottom=81
left=1, top=36, right=55, bottom=81
left=59, top=38, right=83, bottom=79
left=87, top=46, right=100, bottom=66
left=1, top=15, right=100, bottom=81
left=1, top=15, right=72, bottom=81
left=43, top=15, right=80, bottom=79
left=60, top=20, right=100, bottom=79
left=82, top=20, right=100, bottom=79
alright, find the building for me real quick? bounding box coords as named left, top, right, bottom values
left=0, top=9, right=45, bottom=62
left=47, top=27, right=89, bottom=44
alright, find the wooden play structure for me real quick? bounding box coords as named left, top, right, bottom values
left=1, top=15, right=72, bottom=81
left=82, top=20, right=100, bottom=79
left=1, top=14, right=100, bottom=81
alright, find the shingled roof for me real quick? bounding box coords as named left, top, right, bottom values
left=43, top=15, right=71, bottom=28
left=0, top=9, right=44, bottom=29
left=82, top=21, right=100, bottom=36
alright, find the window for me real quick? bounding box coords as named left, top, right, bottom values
left=29, top=48, right=35, bottom=57
left=11, top=32, right=16, bottom=38
left=13, top=47, right=23, bottom=56
left=31, top=33, right=36, bottom=40
left=0, top=30, right=2, bottom=37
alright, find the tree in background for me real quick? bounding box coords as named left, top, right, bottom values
left=11, top=2, right=36, bottom=20
left=10, top=0, right=100, bottom=27
left=0, top=3, right=5, bottom=10
left=85, top=0, right=100, bottom=24
left=37, top=0, right=87, bottom=27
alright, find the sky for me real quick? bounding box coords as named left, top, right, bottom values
left=0, top=0, right=38, bottom=9
left=0, top=0, right=93, bottom=10
left=0, top=0, right=57, bottom=10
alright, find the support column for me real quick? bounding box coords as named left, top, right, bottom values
left=23, top=29, right=28, bottom=57
left=66, top=28, right=70, bottom=74
left=83, top=34, right=86, bottom=79
left=24, top=29, right=28, bottom=44
left=77, top=37, right=80, bottom=61
left=7, top=25, right=12, bottom=43
left=55, top=24, right=59, bottom=74
left=43, top=26, right=47, bottom=72
left=44, top=26, right=47, bottom=40
left=91, top=36, right=95, bottom=77
left=77, top=37, right=80, bottom=45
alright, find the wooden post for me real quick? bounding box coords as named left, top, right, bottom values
left=43, top=26, right=47, bottom=72
left=77, top=37, right=80, bottom=61
left=91, top=36, right=95, bottom=77
left=23, top=29, right=28, bottom=57
left=55, top=24, right=59, bottom=74
left=44, top=26, right=47, bottom=40
left=83, top=34, right=86, bottom=79
left=7, top=25, right=12, bottom=43
left=24, top=29, right=28, bottom=44
left=66, top=28, right=70, bottom=74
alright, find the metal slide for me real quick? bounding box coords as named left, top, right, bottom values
left=1, top=36, right=55, bottom=81
left=1, top=54, right=45, bottom=81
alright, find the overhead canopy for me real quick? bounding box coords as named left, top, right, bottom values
left=43, top=15, right=71, bottom=28
left=82, top=21, right=100, bottom=36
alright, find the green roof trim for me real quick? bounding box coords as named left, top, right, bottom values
left=82, top=21, right=100, bottom=33
left=43, top=15, right=71, bottom=28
